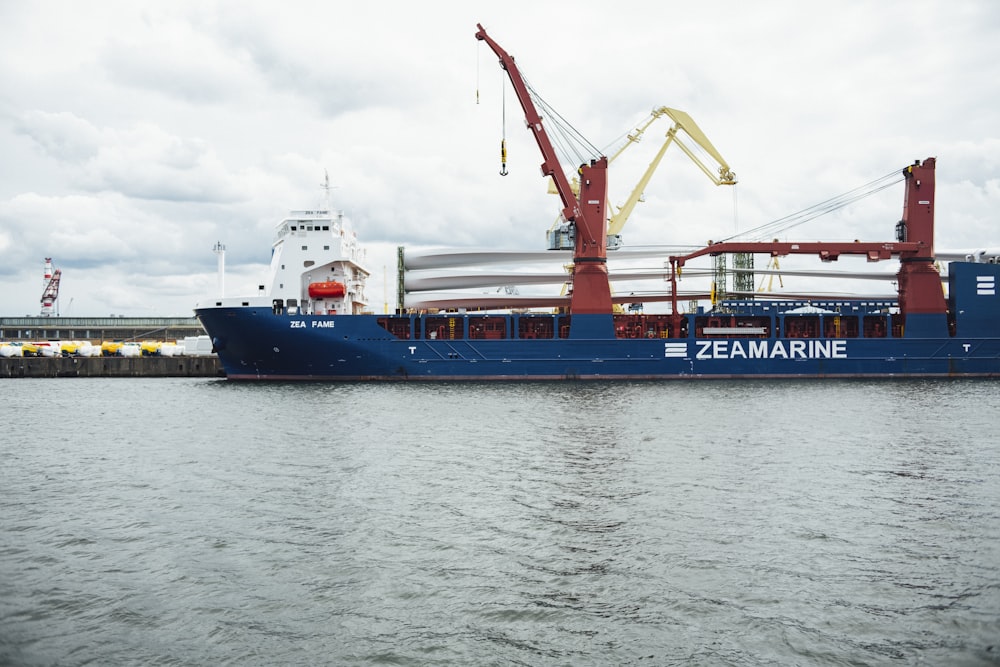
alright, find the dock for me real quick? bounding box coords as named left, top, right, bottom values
left=0, top=316, right=206, bottom=342
left=0, top=355, right=224, bottom=378
left=0, top=315, right=224, bottom=378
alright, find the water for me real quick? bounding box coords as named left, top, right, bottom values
left=1, top=378, right=998, bottom=666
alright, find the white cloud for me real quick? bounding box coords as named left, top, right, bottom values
left=100, top=18, right=255, bottom=106
left=1, top=0, right=998, bottom=317
left=16, top=111, right=102, bottom=161
left=16, top=114, right=244, bottom=202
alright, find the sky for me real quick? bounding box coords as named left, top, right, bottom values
left=2, top=0, right=999, bottom=317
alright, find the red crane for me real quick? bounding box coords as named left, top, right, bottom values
left=40, top=260, right=62, bottom=317
left=474, top=26, right=945, bottom=339
left=667, top=158, right=947, bottom=335
left=475, top=24, right=614, bottom=327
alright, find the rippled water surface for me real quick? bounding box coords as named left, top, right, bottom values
left=2, top=378, right=999, bottom=665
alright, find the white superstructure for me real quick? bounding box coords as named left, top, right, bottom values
left=199, top=204, right=370, bottom=315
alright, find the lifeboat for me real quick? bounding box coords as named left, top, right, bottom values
left=308, top=281, right=346, bottom=299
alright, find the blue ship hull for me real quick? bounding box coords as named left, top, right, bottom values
left=197, top=234, right=1000, bottom=381
left=198, top=308, right=1000, bottom=380
left=196, top=261, right=1000, bottom=381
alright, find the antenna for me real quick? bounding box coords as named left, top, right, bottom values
left=213, top=241, right=226, bottom=297
left=321, top=170, right=331, bottom=211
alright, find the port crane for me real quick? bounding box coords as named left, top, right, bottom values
left=40, top=257, right=62, bottom=317
left=606, top=106, right=736, bottom=249
left=603, top=107, right=739, bottom=310
left=476, top=25, right=741, bottom=329
left=546, top=106, right=736, bottom=251
left=667, top=158, right=946, bottom=336
left=476, top=24, right=615, bottom=324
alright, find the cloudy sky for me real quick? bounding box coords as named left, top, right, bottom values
left=2, top=1, right=998, bottom=317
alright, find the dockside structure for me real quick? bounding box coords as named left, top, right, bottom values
left=0, top=316, right=206, bottom=343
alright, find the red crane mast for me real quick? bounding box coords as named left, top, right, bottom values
left=475, top=24, right=613, bottom=322
left=667, top=158, right=946, bottom=334
left=40, top=265, right=62, bottom=317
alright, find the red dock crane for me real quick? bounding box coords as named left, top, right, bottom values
left=40, top=257, right=62, bottom=317
left=475, top=24, right=614, bottom=324
left=475, top=26, right=945, bottom=340
left=667, top=158, right=947, bottom=336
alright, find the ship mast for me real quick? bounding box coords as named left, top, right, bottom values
left=321, top=169, right=332, bottom=213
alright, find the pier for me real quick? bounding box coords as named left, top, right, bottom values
left=0, top=316, right=206, bottom=342
left=0, top=355, right=224, bottom=378
left=0, top=316, right=223, bottom=377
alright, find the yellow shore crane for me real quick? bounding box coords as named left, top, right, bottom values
left=547, top=106, right=736, bottom=250
left=545, top=107, right=737, bottom=309
left=606, top=107, right=736, bottom=249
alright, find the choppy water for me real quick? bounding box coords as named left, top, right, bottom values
left=1, top=378, right=999, bottom=666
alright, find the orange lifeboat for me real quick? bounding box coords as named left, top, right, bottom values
left=308, top=281, right=346, bottom=299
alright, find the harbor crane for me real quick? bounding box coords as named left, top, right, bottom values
left=546, top=106, right=736, bottom=251
left=602, top=107, right=740, bottom=308
left=606, top=106, right=736, bottom=249
left=40, top=257, right=62, bottom=317
left=667, top=159, right=945, bottom=336
left=477, top=23, right=615, bottom=324
left=477, top=24, right=738, bottom=325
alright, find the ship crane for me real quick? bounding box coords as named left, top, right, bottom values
left=667, top=158, right=947, bottom=336
left=40, top=257, right=62, bottom=317
left=476, top=23, right=615, bottom=326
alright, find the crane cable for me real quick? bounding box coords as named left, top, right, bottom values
left=499, top=72, right=508, bottom=176
left=722, top=169, right=905, bottom=242
left=524, top=76, right=601, bottom=167
left=476, top=41, right=507, bottom=175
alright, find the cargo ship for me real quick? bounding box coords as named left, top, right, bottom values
left=194, top=25, right=1000, bottom=381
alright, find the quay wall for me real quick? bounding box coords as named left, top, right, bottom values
left=0, top=355, right=224, bottom=378
left=0, top=316, right=206, bottom=343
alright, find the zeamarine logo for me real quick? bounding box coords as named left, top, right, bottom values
left=977, top=275, right=996, bottom=296
left=664, top=342, right=688, bottom=358
left=665, top=339, right=849, bottom=360
left=695, top=339, right=847, bottom=360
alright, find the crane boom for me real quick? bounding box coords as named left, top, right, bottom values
left=474, top=24, right=578, bottom=224
left=40, top=268, right=62, bottom=317
left=606, top=110, right=663, bottom=164
left=667, top=158, right=945, bottom=329
left=608, top=107, right=736, bottom=237
left=660, top=108, right=735, bottom=184
left=476, top=23, right=614, bottom=319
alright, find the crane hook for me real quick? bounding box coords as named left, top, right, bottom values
left=498, top=76, right=509, bottom=176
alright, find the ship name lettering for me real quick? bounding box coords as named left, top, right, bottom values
left=290, top=320, right=306, bottom=328
left=696, top=339, right=847, bottom=360
left=311, top=321, right=335, bottom=328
